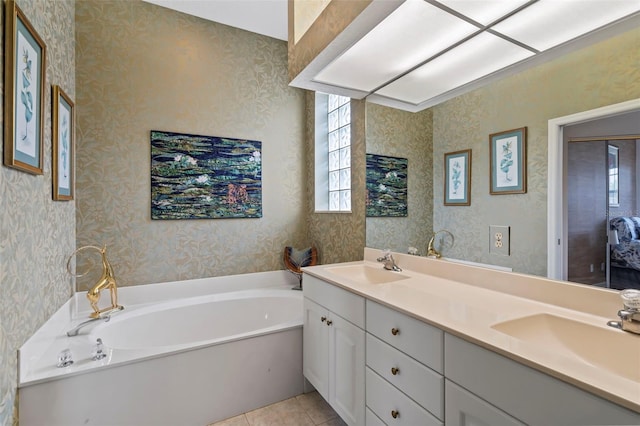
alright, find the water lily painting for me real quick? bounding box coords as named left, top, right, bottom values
left=444, top=150, right=471, bottom=206
left=3, top=1, right=46, bottom=174
left=366, top=154, right=408, bottom=217
left=490, top=127, right=527, bottom=195
left=151, top=130, right=262, bottom=219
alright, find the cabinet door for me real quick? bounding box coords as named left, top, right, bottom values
left=445, top=380, right=524, bottom=426
left=303, top=298, right=329, bottom=400
left=329, top=314, right=365, bottom=426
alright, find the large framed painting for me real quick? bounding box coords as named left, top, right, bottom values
left=444, top=149, right=471, bottom=206
left=3, top=0, right=47, bottom=174
left=151, top=130, right=262, bottom=219
left=52, top=85, right=75, bottom=200
left=366, top=153, right=408, bottom=217
left=490, top=127, right=527, bottom=195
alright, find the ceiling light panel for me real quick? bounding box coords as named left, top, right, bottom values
left=492, top=0, right=640, bottom=52
left=436, top=0, right=531, bottom=25
left=313, top=0, right=480, bottom=92
left=375, top=32, right=534, bottom=105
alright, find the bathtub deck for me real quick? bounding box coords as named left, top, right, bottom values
left=209, top=391, right=346, bottom=426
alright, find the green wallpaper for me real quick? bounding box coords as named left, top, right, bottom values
left=432, top=28, right=640, bottom=276
left=0, top=1, right=76, bottom=424
left=75, top=1, right=308, bottom=288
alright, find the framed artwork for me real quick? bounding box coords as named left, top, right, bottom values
left=151, top=130, right=262, bottom=220
left=608, top=144, right=619, bottom=207
left=366, top=154, right=408, bottom=217
left=490, top=127, right=527, bottom=195
left=3, top=0, right=47, bottom=174
left=52, top=86, right=74, bottom=200
left=444, top=149, right=471, bottom=206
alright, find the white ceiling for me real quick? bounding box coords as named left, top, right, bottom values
left=143, top=0, right=288, bottom=41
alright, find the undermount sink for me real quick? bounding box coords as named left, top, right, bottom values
left=326, top=264, right=410, bottom=285
left=492, top=313, right=640, bottom=382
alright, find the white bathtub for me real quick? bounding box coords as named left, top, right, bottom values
left=19, top=271, right=304, bottom=426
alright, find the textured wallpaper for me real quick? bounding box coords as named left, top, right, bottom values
left=432, top=28, right=640, bottom=276
left=0, top=1, right=75, bottom=424
left=304, top=92, right=366, bottom=264
left=365, top=104, right=433, bottom=255
left=75, top=1, right=308, bottom=288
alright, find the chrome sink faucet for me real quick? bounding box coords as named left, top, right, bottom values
left=608, top=289, right=640, bottom=334
left=377, top=250, right=402, bottom=272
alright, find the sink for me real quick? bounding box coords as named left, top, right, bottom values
left=326, top=264, right=410, bottom=285
left=492, top=313, right=640, bottom=382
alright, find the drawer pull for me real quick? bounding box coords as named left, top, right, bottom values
left=391, top=367, right=399, bottom=375
left=321, top=316, right=327, bottom=323
left=391, top=327, right=400, bottom=336
left=326, top=320, right=333, bottom=326
left=391, top=410, right=400, bottom=419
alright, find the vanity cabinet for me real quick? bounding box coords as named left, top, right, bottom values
left=365, top=300, right=444, bottom=425
left=445, top=333, right=640, bottom=426
left=303, top=274, right=365, bottom=426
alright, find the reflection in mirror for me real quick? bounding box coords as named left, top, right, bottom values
left=365, top=28, right=638, bottom=283
left=365, top=103, right=433, bottom=255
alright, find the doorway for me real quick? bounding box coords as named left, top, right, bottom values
left=547, top=98, right=640, bottom=283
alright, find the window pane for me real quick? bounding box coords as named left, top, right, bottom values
left=340, top=190, right=351, bottom=211
left=329, top=170, right=340, bottom=191
left=339, top=125, right=350, bottom=148
left=340, top=168, right=350, bottom=190
left=328, top=94, right=340, bottom=112
left=329, top=150, right=340, bottom=171
left=338, top=96, right=349, bottom=107
left=339, top=146, right=350, bottom=169
left=329, top=191, right=340, bottom=211
left=339, top=103, right=350, bottom=127
left=328, top=130, right=339, bottom=151
left=328, top=110, right=339, bottom=131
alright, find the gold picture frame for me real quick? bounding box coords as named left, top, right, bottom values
left=3, top=0, right=47, bottom=174
left=444, top=149, right=471, bottom=206
left=489, top=127, right=527, bottom=195
left=52, top=85, right=75, bottom=200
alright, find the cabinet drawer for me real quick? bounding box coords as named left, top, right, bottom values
left=303, top=274, right=365, bottom=328
left=366, top=300, right=443, bottom=373
left=366, top=334, right=443, bottom=420
left=366, top=408, right=386, bottom=426
left=366, top=368, right=442, bottom=426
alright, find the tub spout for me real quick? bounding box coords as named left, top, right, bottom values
left=66, top=306, right=123, bottom=337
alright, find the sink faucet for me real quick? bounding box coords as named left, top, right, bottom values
left=377, top=250, right=402, bottom=272
left=607, top=289, right=640, bottom=334
left=427, top=230, right=455, bottom=259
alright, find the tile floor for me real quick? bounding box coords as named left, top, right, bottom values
left=208, top=391, right=347, bottom=426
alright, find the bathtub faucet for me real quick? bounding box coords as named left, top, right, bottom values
left=67, top=245, right=124, bottom=319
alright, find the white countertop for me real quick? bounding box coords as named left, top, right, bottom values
left=302, top=248, right=640, bottom=413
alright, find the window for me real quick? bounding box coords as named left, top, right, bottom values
left=315, top=93, right=351, bottom=212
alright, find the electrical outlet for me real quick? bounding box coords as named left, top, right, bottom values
left=489, top=225, right=510, bottom=256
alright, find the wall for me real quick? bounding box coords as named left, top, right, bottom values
left=75, top=1, right=307, bottom=288
left=0, top=0, right=75, bottom=424
left=305, top=92, right=366, bottom=264
left=432, top=28, right=640, bottom=276
left=366, top=103, right=433, bottom=254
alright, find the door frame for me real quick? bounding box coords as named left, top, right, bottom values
left=547, top=98, right=640, bottom=280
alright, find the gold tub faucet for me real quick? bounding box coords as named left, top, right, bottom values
left=67, top=245, right=124, bottom=319
left=427, top=230, right=454, bottom=259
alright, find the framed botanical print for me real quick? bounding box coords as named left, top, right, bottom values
left=444, top=149, right=471, bottom=206
left=490, top=127, right=527, bottom=195
left=52, top=85, right=75, bottom=200
left=3, top=0, right=47, bottom=174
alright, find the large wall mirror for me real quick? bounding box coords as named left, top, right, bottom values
left=364, top=27, right=639, bottom=288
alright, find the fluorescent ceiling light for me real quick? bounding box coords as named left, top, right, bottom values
left=437, top=0, right=530, bottom=25
left=313, top=0, right=479, bottom=92
left=492, top=0, right=640, bottom=51
left=376, top=32, right=534, bottom=105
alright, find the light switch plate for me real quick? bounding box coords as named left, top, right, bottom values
left=490, top=225, right=510, bottom=256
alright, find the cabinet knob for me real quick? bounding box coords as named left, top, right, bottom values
left=391, top=327, right=400, bottom=336
left=391, top=410, right=399, bottom=419
left=326, top=320, right=333, bottom=326
left=391, top=367, right=399, bottom=375
left=321, top=316, right=327, bottom=323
